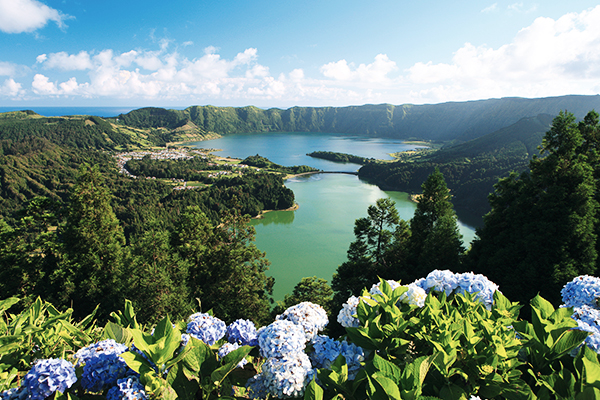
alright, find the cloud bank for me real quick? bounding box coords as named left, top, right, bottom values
left=2, top=5, right=600, bottom=106
left=0, top=0, right=70, bottom=34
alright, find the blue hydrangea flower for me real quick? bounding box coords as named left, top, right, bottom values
left=423, top=269, right=459, bottom=295
left=245, top=374, right=269, bottom=400
left=262, top=352, right=313, bottom=398
left=339, top=339, right=367, bottom=380
left=186, top=313, right=226, bottom=346
left=0, top=386, right=29, bottom=400
left=308, top=335, right=341, bottom=370
left=455, top=272, right=499, bottom=310
left=369, top=280, right=401, bottom=296
left=22, top=358, right=77, bottom=400
left=218, top=342, right=248, bottom=368
left=276, top=302, right=328, bottom=341
left=74, top=339, right=128, bottom=366
left=258, top=320, right=306, bottom=358
left=180, top=333, right=190, bottom=348
left=337, top=296, right=361, bottom=328
left=571, top=305, right=600, bottom=354
left=106, top=376, right=148, bottom=400
left=81, top=352, right=133, bottom=393
left=399, top=283, right=427, bottom=307
left=226, top=319, right=258, bottom=346
left=562, top=275, right=600, bottom=309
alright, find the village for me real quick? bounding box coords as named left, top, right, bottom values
left=113, top=148, right=255, bottom=189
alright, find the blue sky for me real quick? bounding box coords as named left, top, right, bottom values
left=1, top=0, right=600, bottom=108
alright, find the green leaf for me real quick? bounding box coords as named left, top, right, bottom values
left=439, top=383, right=467, bottom=400
left=582, top=356, right=600, bottom=385
left=576, top=387, right=600, bottom=400
left=531, top=294, right=555, bottom=320
left=120, top=350, right=154, bottom=374
left=548, top=329, right=590, bottom=360
left=102, top=321, right=132, bottom=344
left=371, top=354, right=401, bottom=382
left=304, top=378, right=324, bottom=400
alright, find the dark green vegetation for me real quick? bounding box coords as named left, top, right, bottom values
left=241, top=154, right=318, bottom=174
left=307, top=151, right=373, bottom=165
left=359, top=114, right=554, bottom=217
left=0, top=111, right=311, bottom=325
left=331, top=111, right=600, bottom=322
left=331, top=170, right=464, bottom=330
left=114, top=95, right=600, bottom=141
left=467, top=110, right=600, bottom=307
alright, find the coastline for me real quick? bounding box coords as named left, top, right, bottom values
left=253, top=203, right=300, bottom=219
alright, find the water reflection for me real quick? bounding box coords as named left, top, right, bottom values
left=253, top=210, right=295, bottom=226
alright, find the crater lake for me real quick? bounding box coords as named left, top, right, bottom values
left=187, top=132, right=477, bottom=300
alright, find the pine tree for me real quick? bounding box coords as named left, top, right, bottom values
left=172, top=206, right=274, bottom=325
left=406, top=168, right=464, bottom=280
left=58, top=164, right=126, bottom=319
left=468, top=111, right=599, bottom=306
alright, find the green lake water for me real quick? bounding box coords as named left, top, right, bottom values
left=188, top=132, right=477, bottom=301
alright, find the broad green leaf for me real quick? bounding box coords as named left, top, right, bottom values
left=531, top=294, right=555, bottom=320
left=371, top=354, right=401, bottom=381
left=102, top=321, right=132, bottom=344
left=304, top=378, right=324, bottom=400
left=576, top=386, right=600, bottom=400
left=582, top=356, right=600, bottom=385
left=549, top=329, right=590, bottom=360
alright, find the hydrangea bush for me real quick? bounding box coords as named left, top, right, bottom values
left=2, top=271, right=600, bottom=399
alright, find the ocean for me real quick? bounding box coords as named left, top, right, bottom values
left=0, top=106, right=147, bottom=118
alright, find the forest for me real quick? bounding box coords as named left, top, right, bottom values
left=2, top=108, right=600, bottom=399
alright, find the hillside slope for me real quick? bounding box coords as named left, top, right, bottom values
left=114, top=95, right=600, bottom=142
left=358, top=114, right=554, bottom=220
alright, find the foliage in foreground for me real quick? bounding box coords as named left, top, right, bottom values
left=2, top=272, right=600, bottom=399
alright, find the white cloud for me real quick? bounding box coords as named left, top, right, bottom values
left=9, top=6, right=600, bottom=107
left=0, top=78, right=24, bottom=97
left=0, top=0, right=71, bottom=34
left=320, top=54, right=397, bottom=83
left=0, top=62, right=19, bottom=76
left=31, top=74, right=58, bottom=95
left=42, top=51, right=93, bottom=71
left=481, top=3, right=498, bottom=13
left=404, top=5, right=600, bottom=103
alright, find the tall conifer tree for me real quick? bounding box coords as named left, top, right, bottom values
left=406, top=168, right=464, bottom=280
left=59, top=164, right=126, bottom=319
left=468, top=111, right=599, bottom=306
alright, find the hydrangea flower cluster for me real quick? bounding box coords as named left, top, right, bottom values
left=261, top=353, right=314, bottom=398
left=308, top=335, right=367, bottom=380
left=226, top=319, right=258, bottom=346
left=186, top=313, right=226, bottom=346
left=74, top=339, right=134, bottom=393
left=218, top=342, right=248, bottom=368
left=368, top=280, right=402, bottom=296
left=337, top=296, right=360, bottom=328
left=21, top=358, right=77, bottom=400
left=257, top=320, right=306, bottom=358
left=399, top=283, right=427, bottom=307
left=422, top=269, right=459, bottom=296
left=276, top=302, right=328, bottom=341
left=74, top=339, right=128, bottom=366
left=249, top=302, right=330, bottom=398
left=106, top=376, right=148, bottom=400
left=81, top=351, right=133, bottom=392
left=561, top=275, right=600, bottom=309
left=415, top=270, right=500, bottom=309
left=571, top=306, right=600, bottom=354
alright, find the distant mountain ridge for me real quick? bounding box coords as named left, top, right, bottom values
left=115, top=95, right=600, bottom=142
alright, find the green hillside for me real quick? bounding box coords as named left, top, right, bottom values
left=358, top=114, right=554, bottom=219
left=114, top=95, right=600, bottom=142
